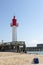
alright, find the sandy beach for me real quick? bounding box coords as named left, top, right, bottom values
left=0, top=52, right=43, bottom=65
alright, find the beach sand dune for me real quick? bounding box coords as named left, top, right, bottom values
left=0, top=52, right=43, bottom=65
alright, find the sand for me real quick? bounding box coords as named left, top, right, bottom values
left=0, top=52, right=43, bottom=65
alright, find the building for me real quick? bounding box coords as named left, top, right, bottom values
left=37, top=44, right=43, bottom=47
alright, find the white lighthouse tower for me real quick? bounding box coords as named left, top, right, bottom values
left=10, top=16, right=18, bottom=42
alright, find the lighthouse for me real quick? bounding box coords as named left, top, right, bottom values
left=10, top=16, right=18, bottom=42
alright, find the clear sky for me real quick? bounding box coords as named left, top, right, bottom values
left=0, top=0, right=43, bottom=47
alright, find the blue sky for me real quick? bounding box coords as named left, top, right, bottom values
left=0, top=0, right=43, bottom=47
